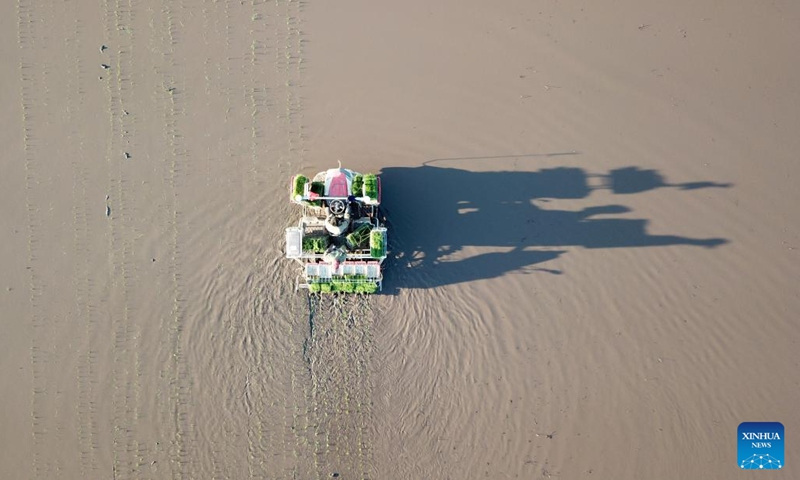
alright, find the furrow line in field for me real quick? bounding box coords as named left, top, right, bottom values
left=289, top=9, right=304, bottom=98
left=103, top=0, right=140, bottom=474
left=338, top=300, right=359, bottom=466
left=308, top=295, right=338, bottom=478
left=266, top=278, right=301, bottom=477
left=200, top=2, right=216, bottom=99
left=114, top=0, right=137, bottom=166
left=273, top=2, right=315, bottom=475
left=240, top=4, right=261, bottom=471
left=111, top=0, right=152, bottom=476
left=66, top=45, right=98, bottom=480
left=222, top=0, right=235, bottom=124
left=355, top=298, right=376, bottom=478
left=286, top=0, right=306, bottom=173
left=246, top=349, right=269, bottom=479
left=261, top=291, right=281, bottom=477
left=239, top=277, right=270, bottom=479
left=280, top=292, right=303, bottom=479
left=197, top=6, right=225, bottom=459
left=66, top=9, right=102, bottom=469
left=17, top=0, right=51, bottom=477
left=294, top=293, right=318, bottom=479
left=160, top=2, right=195, bottom=477
left=99, top=30, right=121, bottom=480
left=144, top=4, right=177, bottom=475
left=246, top=0, right=271, bottom=187
left=242, top=3, right=280, bottom=473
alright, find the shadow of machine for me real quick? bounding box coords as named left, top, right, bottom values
left=379, top=164, right=729, bottom=292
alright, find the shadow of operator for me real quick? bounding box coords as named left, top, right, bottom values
left=379, top=162, right=730, bottom=292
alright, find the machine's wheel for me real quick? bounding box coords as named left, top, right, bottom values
left=329, top=199, right=346, bottom=216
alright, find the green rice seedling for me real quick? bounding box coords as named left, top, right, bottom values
left=302, top=235, right=329, bottom=253
left=351, top=174, right=363, bottom=196
left=355, top=282, right=379, bottom=294
left=309, top=274, right=378, bottom=294
left=292, top=174, right=308, bottom=199
left=370, top=229, right=385, bottom=258
left=363, top=174, right=378, bottom=201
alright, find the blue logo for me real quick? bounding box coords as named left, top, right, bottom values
left=738, top=422, right=784, bottom=470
